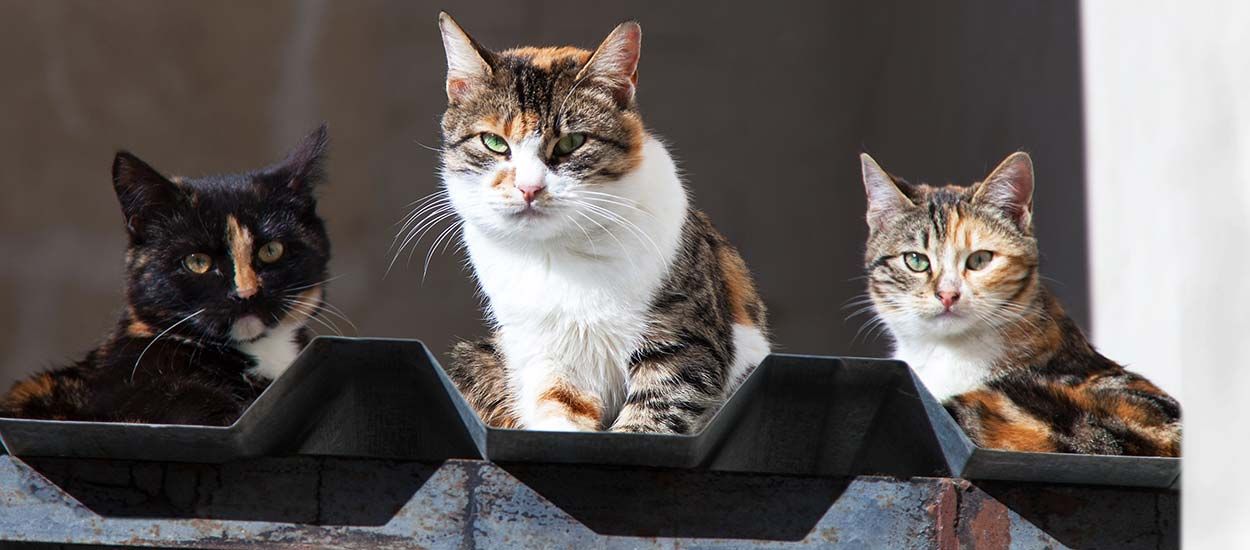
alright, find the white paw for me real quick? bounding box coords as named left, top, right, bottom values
left=527, top=415, right=589, bottom=432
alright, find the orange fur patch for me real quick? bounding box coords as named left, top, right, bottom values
left=1051, top=383, right=1095, bottom=410
left=1125, top=378, right=1165, bottom=394
left=538, top=382, right=602, bottom=429
left=492, top=167, right=516, bottom=189
left=503, top=112, right=542, bottom=143
left=127, top=319, right=154, bottom=338
left=619, top=116, right=646, bottom=172
left=504, top=46, right=591, bottom=70
left=124, top=306, right=154, bottom=337
left=718, top=246, right=759, bottom=325
left=226, top=215, right=259, bottom=296
left=969, top=391, right=1056, bottom=452
left=281, top=286, right=324, bottom=324
left=6, top=373, right=57, bottom=406
left=1111, top=399, right=1152, bottom=424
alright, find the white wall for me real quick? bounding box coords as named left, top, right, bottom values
left=1081, top=1, right=1250, bottom=547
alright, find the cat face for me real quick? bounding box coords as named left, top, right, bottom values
left=437, top=12, right=646, bottom=242
left=113, top=125, right=331, bottom=345
left=862, top=152, right=1040, bottom=340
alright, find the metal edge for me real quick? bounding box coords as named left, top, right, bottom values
left=902, top=367, right=976, bottom=476
left=961, top=448, right=1182, bottom=488
left=420, top=340, right=490, bottom=458
left=230, top=335, right=339, bottom=454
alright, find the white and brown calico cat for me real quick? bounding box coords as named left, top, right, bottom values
left=861, top=151, right=1180, bottom=456
left=431, top=13, right=770, bottom=433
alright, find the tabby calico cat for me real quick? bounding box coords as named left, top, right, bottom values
left=861, top=151, right=1181, bottom=456
left=431, top=13, right=770, bottom=433
left=0, top=125, right=334, bottom=426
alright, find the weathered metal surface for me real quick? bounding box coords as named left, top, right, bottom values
left=957, top=447, right=1180, bottom=488
left=0, top=455, right=1177, bottom=549
left=0, top=337, right=1182, bottom=489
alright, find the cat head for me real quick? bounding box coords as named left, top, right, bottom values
left=113, top=125, right=332, bottom=345
left=437, top=12, right=648, bottom=243
left=861, top=152, right=1040, bottom=340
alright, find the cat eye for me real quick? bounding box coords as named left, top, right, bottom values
left=553, top=133, right=586, bottom=156
left=258, top=241, right=285, bottom=263
left=183, top=253, right=213, bottom=274
left=966, top=250, right=994, bottom=271
left=481, top=133, right=510, bottom=155
left=903, top=252, right=930, bottom=272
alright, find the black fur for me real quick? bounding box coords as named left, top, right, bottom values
left=1, top=125, right=333, bottom=425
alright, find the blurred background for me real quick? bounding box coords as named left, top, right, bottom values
left=0, top=0, right=1089, bottom=385
left=3, top=1, right=1248, bottom=547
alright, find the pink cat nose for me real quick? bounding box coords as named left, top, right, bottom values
left=518, top=182, right=546, bottom=204
left=937, top=290, right=961, bottom=309
left=233, top=286, right=259, bottom=301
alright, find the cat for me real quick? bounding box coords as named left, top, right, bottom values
left=860, top=151, right=1181, bottom=456
left=431, top=13, right=770, bottom=434
left=0, top=125, right=334, bottom=426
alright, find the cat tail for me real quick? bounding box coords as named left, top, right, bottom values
left=0, top=366, right=89, bottom=420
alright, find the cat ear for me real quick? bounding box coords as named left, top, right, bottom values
left=577, top=21, right=642, bottom=108
left=973, top=152, right=1034, bottom=231
left=112, top=151, right=182, bottom=238
left=861, top=153, right=914, bottom=231
left=264, top=123, right=328, bottom=193
left=438, top=12, right=494, bottom=104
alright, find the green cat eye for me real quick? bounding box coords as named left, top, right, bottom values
left=966, top=250, right=994, bottom=271
left=258, top=241, right=285, bottom=263
left=903, top=252, right=930, bottom=273
left=481, top=133, right=509, bottom=155
left=183, top=253, right=213, bottom=274
left=553, top=133, right=586, bottom=156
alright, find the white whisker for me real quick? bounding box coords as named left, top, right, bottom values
left=390, top=198, right=451, bottom=252
left=566, top=214, right=598, bottom=255
left=578, top=201, right=665, bottom=264
left=386, top=208, right=458, bottom=277
left=284, top=296, right=358, bottom=334
left=574, top=209, right=637, bottom=274
left=423, top=220, right=465, bottom=282
left=572, top=192, right=656, bottom=220
left=130, top=309, right=205, bottom=383
left=285, top=274, right=344, bottom=293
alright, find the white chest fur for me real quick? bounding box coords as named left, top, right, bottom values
left=459, top=138, right=689, bottom=428
left=236, top=323, right=303, bottom=381
left=893, top=334, right=1003, bottom=401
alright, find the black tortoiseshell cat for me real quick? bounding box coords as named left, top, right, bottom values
left=0, top=125, right=334, bottom=425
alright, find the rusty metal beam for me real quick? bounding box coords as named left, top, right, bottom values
left=0, top=456, right=1176, bottom=549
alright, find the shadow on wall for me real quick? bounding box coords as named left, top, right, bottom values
left=0, top=0, right=1086, bottom=386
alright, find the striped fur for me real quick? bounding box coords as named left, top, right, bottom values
left=436, top=14, right=770, bottom=434
left=861, top=152, right=1180, bottom=456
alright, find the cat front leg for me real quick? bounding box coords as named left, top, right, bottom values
left=609, top=339, right=724, bottom=435
left=514, top=359, right=603, bottom=431
left=447, top=339, right=520, bottom=429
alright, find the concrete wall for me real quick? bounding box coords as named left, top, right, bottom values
left=1081, top=1, right=1250, bottom=546
left=0, top=1, right=1087, bottom=390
